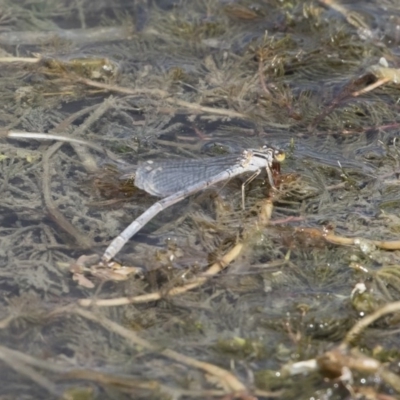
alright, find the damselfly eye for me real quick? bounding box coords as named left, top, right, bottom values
left=274, top=150, right=286, bottom=162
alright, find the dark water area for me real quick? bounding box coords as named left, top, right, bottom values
left=0, top=0, right=400, bottom=399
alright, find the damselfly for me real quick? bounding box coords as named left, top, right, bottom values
left=103, top=145, right=285, bottom=262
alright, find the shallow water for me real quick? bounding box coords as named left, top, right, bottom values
left=1, top=1, right=400, bottom=399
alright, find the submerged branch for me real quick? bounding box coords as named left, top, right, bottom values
left=0, top=26, right=133, bottom=46
left=71, top=307, right=248, bottom=394
left=77, top=78, right=247, bottom=119
left=296, top=227, right=400, bottom=250
left=343, top=300, right=400, bottom=346
left=42, top=142, right=93, bottom=249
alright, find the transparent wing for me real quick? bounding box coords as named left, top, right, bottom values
left=135, top=154, right=243, bottom=197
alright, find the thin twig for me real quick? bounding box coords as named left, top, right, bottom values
left=67, top=96, right=117, bottom=173
left=258, top=53, right=272, bottom=97
left=352, top=77, right=390, bottom=97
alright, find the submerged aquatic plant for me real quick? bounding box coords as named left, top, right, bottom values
left=1, top=0, right=400, bottom=399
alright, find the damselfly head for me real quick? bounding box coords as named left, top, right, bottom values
left=261, top=145, right=285, bottom=163
left=273, top=149, right=286, bottom=163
